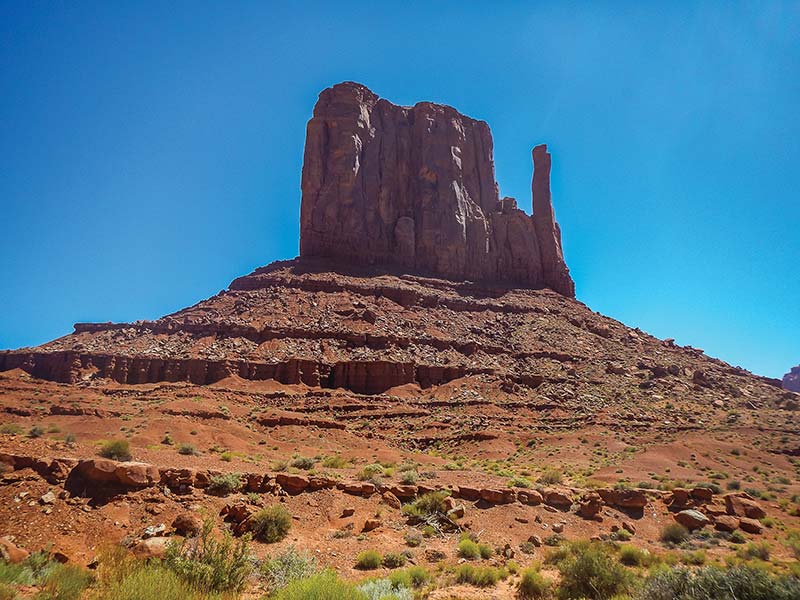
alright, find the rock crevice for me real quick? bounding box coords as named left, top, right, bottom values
left=300, top=82, right=575, bottom=296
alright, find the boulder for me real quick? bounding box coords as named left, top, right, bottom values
left=220, top=502, right=254, bottom=524
left=381, top=491, right=401, bottom=509
left=739, top=517, right=763, bottom=534
left=160, top=468, right=197, bottom=490
left=543, top=489, right=572, bottom=508
left=714, top=515, right=739, bottom=532
left=383, top=484, right=417, bottom=499
left=577, top=492, right=603, bottom=519
left=674, top=509, right=710, bottom=530
left=668, top=488, right=691, bottom=508
left=341, top=482, right=376, bottom=496
left=724, top=494, right=766, bottom=519
left=598, top=488, right=647, bottom=509
left=691, top=487, right=714, bottom=503
left=275, top=473, right=309, bottom=495
left=517, top=489, right=544, bottom=506
left=456, top=486, right=481, bottom=501
left=132, top=537, right=171, bottom=560
left=115, top=462, right=160, bottom=487
left=362, top=518, right=382, bottom=532
left=73, top=459, right=119, bottom=483
left=0, top=537, right=29, bottom=564
left=479, top=488, right=516, bottom=504
left=172, top=512, right=203, bottom=536
left=244, top=473, right=264, bottom=492
left=308, top=476, right=337, bottom=491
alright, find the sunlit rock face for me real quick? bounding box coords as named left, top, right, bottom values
left=300, top=82, right=574, bottom=297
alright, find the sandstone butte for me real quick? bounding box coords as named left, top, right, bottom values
left=300, top=81, right=575, bottom=297
left=784, top=365, right=800, bottom=392
left=0, top=82, right=798, bottom=594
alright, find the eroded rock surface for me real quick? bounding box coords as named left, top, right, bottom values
left=783, top=365, right=800, bottom=392
left=300, top=82, right=574, bottom=296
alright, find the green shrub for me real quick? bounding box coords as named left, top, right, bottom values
left=681, top=549, right=706, bottom=566
left=64, top=433, right=76, bottom=444
left=389, top=566, right=430, bottom=589
left=618, top=544, right=651, bottom=566
left=382, top=552, right=407, bottom=568
left=355, top=550, right=383, bottom=570
left=163, top=519, right=252, bottom=592
left=556, top=541, right=633, bottom=599
left=458, top=538, right=481, bottom=559
left=454, top=564, right=505, bottom=587
left=321, top=455, right=348, bottom=468
left=358, top=464, right=385, bottom=481
left=262, top=545, right=318, bottom=592
left=402, top=491, right=450, bottom=520
left=0, top=582, right=14, bottom=600
left=786, top=529, right=800, bottom=559
left=358, top=578, right=412, bottom=600
left=660, top=522, right=690, bottom=545
left=404, top=532, right=422, bottom=547
left=28, top=425, right=45, bottom=439
left=177, top=443, right=198, bottom=456
left=37, top=563, right=93, bottom=600
left=636, top=565, right=800, bottom=600
left=737, top=541, right=770, bottom=561
left=399, top=470, right=418, bottom=485
left=98, top=439, right=131, bottom=461
left=730, top=530, right=746, bottom=544
left=250, top=505, right=292, bottom=543
left=478, top=543, right=493, bottom=559
left=290, top=456, right=316, bottom=470
left=509, top=476, right=532, bottom=488
left=271, top=570, right=365, bottom=600
left=518, top=566, right=552, bottom=599
left=538, top=468, right=563, bottom=485
left=96, top=564, right=212, bottom=600
left=0, top=424, right=23, bottom=435
left=206, top=472, right=241, bottom=496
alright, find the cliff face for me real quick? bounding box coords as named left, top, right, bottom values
left=300, top=82, right=575, bottom=297
left=784, top=366, right=800, bottom=392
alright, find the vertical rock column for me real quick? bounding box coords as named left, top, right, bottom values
left=532, top=145, right=575, bottom=297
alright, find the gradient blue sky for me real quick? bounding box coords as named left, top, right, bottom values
left=1, top=2, right=798, bottom=379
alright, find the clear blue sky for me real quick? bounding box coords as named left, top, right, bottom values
left=1, top=2, right=798, bottom=379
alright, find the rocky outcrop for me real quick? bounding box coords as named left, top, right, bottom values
left=300, top=82, right=574, bottom=296
left=784, top=366, right=800, bottom=392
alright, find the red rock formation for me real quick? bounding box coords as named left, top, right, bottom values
left=300, top=82, right=574, bottom=296
left=783, top=365, right=800, bottom=392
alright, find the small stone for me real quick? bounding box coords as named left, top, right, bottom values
left=142, top=524, right=166, bottom=538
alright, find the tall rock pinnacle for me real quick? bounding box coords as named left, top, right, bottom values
left=300, top=82, right=575, bottom=296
